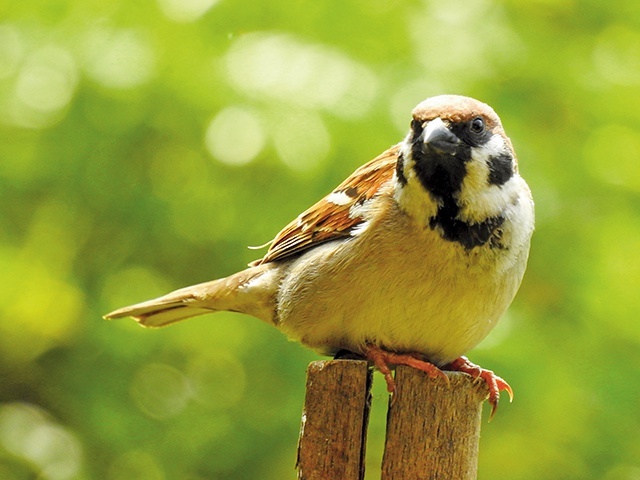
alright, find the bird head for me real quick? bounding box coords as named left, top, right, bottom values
left=395, top=95, right=522, bottom=248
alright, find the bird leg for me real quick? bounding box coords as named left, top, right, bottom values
left=363, top=344, right=449, bottom=394
left=349, top=347, right=512, bottom=419
left=442, top=356, right=513, bottom=420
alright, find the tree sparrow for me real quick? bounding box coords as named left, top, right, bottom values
left=105, top=95, right=534, bottom=416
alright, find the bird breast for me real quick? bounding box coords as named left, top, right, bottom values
left=274, top=193, right=531, bottom=366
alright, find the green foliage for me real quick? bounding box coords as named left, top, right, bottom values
left=1, top=0, right=639, bottom=478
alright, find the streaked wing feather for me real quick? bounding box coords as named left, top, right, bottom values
left=252, top=145, right=399, bottom=265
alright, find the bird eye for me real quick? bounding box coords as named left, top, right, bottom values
left=469, top=117, right=485, bottom=134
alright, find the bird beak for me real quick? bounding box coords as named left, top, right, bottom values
left=422, top=118, right=460, bottom=155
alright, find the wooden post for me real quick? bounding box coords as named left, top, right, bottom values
left=297, top=360, right=372, bottom=480
left=297, top=361, right=489, bottom=479
left=381, top=367, right=489, bottom=480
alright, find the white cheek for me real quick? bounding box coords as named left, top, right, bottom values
left=399, top=132, right=413, bottom=157
left=457, top=135, right=516, bottom=221
left=465, top=135, right=509, bottom=189
left=475, top=134, right=507, bottom=161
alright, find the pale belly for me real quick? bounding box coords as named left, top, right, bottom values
left=275, top=221, right=528, bottom=366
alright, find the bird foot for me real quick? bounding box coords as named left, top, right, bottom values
left=363, top=344, right=449, bottom=394
left=443, top=356, right=513, bottom=420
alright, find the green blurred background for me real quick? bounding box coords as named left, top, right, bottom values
left=1, top=0, right=639, bottom=478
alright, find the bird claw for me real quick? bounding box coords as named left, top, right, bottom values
left=361, top=347, right=511, bottom=420
left=443, top=356, right=513, bottom=420
left=363, top=344, right=449, bottom=394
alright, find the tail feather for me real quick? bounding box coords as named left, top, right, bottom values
left=105, top=301, right=214, bottom=327
left=104, top=264, right=276, bottom=328
left=103, top=282, right=220, bottom=327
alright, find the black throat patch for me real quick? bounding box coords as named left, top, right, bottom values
left=429, top=199, right=505, bottom=249
left=408, top=122, right=504, bottom=249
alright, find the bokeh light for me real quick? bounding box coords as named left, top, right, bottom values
left=82, top=28, right=156, bottom=90
left=0, top=403, right=83, bottom=479
left=205, top=105, right=266, bottom=166
left=225, top=32, right=378, bottom=118
left=156, top=0, right=220, bottom=23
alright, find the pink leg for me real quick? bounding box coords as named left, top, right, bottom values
left=443, top=356, right=513, bottom=420
left=364, top=344, right=448, bottom=393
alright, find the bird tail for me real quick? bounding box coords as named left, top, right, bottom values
left=103, top=264, right=276, bottom=328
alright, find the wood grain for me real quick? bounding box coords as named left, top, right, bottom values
left=381, top=367, right=489, bottom=480
left=297, top=360, right=372, bottom=480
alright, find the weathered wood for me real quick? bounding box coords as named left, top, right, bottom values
left=381, top=367, right=489, bottom=480
left=297, top=360, right=372, bottom=480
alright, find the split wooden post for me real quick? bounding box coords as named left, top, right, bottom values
left=297, top=360, right=372, bottom=480
left=297, top=361, right=489, bottom=480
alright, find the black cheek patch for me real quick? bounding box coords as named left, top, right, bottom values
left=488, top=153, right=514, bottom=186
left=396, top=152, right=408, bottom=186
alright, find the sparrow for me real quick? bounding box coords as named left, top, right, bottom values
left=105, top=95, right=534, bottom=417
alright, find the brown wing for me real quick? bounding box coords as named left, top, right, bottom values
left=251, top=144, right=400, bottom=266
